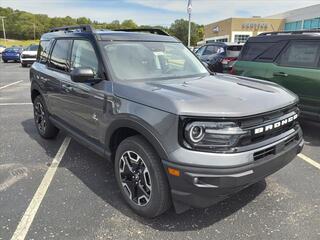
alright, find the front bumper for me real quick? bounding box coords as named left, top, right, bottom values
left=21, top=58, right=36, bottom=64
left=2, top=55, right=20, bottom=61
left=163, top=129, right=304, bottom=213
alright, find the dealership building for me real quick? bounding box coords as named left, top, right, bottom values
left=202, top=4, right=320, bottom=44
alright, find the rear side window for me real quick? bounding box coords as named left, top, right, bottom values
left=239, top=42, right=273, bottom=61
left=37, top=40, right=50, bottom=64
left=49, top=39, right=72, bottom=72
left=203, top=45, right=224, bottom=55
left=239, top=41, right=288, bottom=62
left=278, top=41, right=320, bottom=68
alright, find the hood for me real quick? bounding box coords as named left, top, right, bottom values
left=113, top=74, right=298, bottom=117
left=22, top=50, right=37, bottom=55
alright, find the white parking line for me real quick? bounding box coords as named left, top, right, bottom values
left=10, top=137, right=71, bottom=240
left=298, top=153, right=320, bottom=170
left=0, top=80, right=23, bottom=90
left=0, top=103, right=32, bottom=106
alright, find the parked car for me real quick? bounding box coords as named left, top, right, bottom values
left=0, top=45, right=6, bottom=54
left=195, top=42, right=243, bottom=72
left=233, top=30, right=320, bottom=122
left=20, top=44, right=39, bottom=67
left=2, top=47, right=23, bottom=63
left=30, top=25, right=303, bottom=218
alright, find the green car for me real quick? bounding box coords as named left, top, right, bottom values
left=233, top=30, right=320, bottom=121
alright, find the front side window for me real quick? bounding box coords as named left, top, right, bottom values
left=195, top=46, right=205, bottom=56
left=278, top=41, right=320, bottom=68
left=49, top=39, right=72, bottom=72
left=100, top=41, right=208, bottom=81
left=70, top=40, right=99, bottom=76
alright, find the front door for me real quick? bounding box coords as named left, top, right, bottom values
left=59, top=39, right=105, bottom=142
left=269, top=40, right=320, bottom=120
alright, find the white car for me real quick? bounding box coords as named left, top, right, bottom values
left=20, top=44, right=39, bottom=67
left=0, top=45, right=6, bottom=54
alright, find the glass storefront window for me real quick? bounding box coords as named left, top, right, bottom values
left=234, top=35, right=250, bottom=43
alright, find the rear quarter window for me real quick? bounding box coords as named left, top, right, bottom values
left=37, top=40, right=50, bottom=64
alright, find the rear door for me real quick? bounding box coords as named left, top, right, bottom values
left=268, top=40, right=320, bottom=120
left=46, top=39, right=73, bottom=118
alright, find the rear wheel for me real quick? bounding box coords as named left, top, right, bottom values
left=3, top=60, right=7, bottom=63
left=33, top=95, right=59, bottom=139
left=114, top=135, right=171, bottom=218
left=21, top=63, right=27, bottom=67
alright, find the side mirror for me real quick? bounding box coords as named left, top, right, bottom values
left=70, top=67, right=95, bottom=83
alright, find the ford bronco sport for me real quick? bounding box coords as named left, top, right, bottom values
left=30, top=25, right=304, bottom=218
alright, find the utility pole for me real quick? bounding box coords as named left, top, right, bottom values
left=33, top=16, right=36, bottom=40
left=0, top=16, right=6, bottom=43
left=187, top=0, right=192, bottom=48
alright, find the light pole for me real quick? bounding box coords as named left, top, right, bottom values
left=187, top=0, right=192, bottom=48
left=0, top=16, right=6, bottom=43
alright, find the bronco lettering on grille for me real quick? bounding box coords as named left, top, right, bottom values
left=254, top=114, right=298, bottom=135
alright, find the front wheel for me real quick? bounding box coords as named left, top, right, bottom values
left=33, top=95, right=59, bottom=139
left=114, top=136, right=171, bottom=218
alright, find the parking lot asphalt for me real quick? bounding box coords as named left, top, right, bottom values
left=0, top=61, right=319, bottom=240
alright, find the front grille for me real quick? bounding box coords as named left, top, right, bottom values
left=22, top=54, right=36, bottom=58
left=238, top=105, right=299, bottom=147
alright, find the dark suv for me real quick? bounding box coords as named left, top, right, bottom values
left=30, top=25, right=304, bottom=218
left=195, top=42, right=243, bottom=72
left=233, top=30, right=320, bottom=121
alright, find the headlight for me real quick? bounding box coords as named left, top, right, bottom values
left=183, top=121, right=249, bottom=152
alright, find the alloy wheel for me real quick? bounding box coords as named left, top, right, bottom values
left=119, top=151, right=152, bottom=206
left=34, top=101, right=46, bottom=134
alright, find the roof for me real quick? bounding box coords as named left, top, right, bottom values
left=41, top=25, right=179, bottom=42
left=248, top=31, right=320, bottom=42
left=204, top=42, right=244, bottom=46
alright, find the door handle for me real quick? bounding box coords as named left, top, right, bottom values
left=62, top=84, right=73, bottom=92
left=273, top=72, right=288, bottom=77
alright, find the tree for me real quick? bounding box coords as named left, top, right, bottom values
left=169, top=19, right=204, bottom=46
left=120, top=19, right=137, bottom=29
left=0, top=6, right=204, bottom=43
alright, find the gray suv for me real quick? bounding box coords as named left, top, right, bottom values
left=30, top=25, right=304, bottom=218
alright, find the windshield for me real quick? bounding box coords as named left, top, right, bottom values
left=27, top=45, right=39, bottom=51
left=100, top=41, right=209, bottom=81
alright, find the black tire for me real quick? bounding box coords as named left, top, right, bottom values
left=21, top=63, right=27, bottom=67
left=114, top=135, right=171, bottom=218
left=33, top=95, right=59, bottom=139
left=3, top=60, right=7, bottom=63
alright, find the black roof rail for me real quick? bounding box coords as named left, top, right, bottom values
left=49, top=25, right=94, bottom=33
left=259, top=29, right=320, bottom=36
left=114, top=28, right=170, bottom=36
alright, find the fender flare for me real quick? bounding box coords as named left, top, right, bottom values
left=105, top=117, right=169, bottom=161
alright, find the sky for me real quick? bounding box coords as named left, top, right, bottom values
left=1, top=0, right=320, bottom=26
